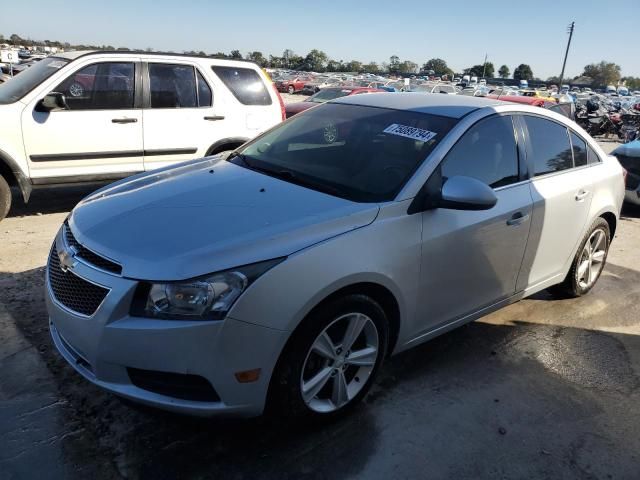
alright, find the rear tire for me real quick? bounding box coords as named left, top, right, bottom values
left=268, top=294, right=389, bottom=422
left=288, top=85, right=295, bottom=95
left=0, top=175, right=11, bottom=222
left=548, top=218, right=610, bottom=298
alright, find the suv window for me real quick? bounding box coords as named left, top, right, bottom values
left=523, top=116, right=573, bottom=176
left=569, top=131, right=587, bottom=167
left=441, top=115, right=519, bottom=189
left=211, top=66, right=272, bottom=105
left=55, top=62, right=135, bottom=110
left=0, top=56, right=70, bottom=104
left=149, top=63, right=200, bottom=108
left=196, top=70, right=212, bottom=107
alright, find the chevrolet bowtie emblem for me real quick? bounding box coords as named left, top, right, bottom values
left=58, top=247, right=77, bottom=272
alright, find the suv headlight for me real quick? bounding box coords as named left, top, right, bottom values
left=131, top=258, right=283, bottom=320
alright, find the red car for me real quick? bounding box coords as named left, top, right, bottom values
left=285, top=87, right=386, bottom=117
left=276, top=76, right=314, bottom=94
left=485, top=94, right=551, bottom=108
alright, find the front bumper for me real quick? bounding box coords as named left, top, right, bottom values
left=46, top=231, right=289, bottom=417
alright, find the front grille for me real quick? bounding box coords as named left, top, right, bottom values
left=127, top=368, right=221, bottom=402
left=64, top=222, right=122, bottom=275
left=48, top=245, right=110, bottom=316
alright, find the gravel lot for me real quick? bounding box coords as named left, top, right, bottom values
left=1, top=127, right=640, bottom=479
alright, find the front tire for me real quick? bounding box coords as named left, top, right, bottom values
left=269, top=294, right=389, bottom=421
left=548, top=218, right=610, bottom=298
left=0, top=175, right=11, bottom=222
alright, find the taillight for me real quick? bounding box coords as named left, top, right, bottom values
left=272, top=83, right=286, bottom=122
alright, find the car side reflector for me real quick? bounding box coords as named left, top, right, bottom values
left=235, top=368, right=261, bottom=383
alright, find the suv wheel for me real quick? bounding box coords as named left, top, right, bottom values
left=548, top=218, right=610, bottom=298
left=269, top=294, right=388, bottom=421
left=0, top=175, right=12, bottom=222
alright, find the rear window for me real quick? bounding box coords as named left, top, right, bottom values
left=308, top=88, right=353, bottom=103
left=211, top=66, right=271, bottom=105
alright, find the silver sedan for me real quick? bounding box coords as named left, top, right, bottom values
left=46, top=93, right=625, bottom=420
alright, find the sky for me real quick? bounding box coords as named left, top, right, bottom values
left=1, top=0, right=639, bottom=79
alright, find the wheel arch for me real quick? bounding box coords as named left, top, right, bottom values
left=205, top=137, right=249, bottom=156
left=600, top=211, right=617, bottom=238
left=0, top=149, right=32, bottom=203
left=283, top=281, right=402, bottom=360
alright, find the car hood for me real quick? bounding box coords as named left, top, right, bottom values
left=69, top=158, right=379, bottom=281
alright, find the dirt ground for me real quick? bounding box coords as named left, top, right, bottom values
left=1, top=138, right=640, bottom=480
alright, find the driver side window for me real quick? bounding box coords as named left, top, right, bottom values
left=54, top=62, right=135, bottom=110
left=441, top=115, right=519, bottom=189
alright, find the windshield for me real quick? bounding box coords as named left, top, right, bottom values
left=234, top=103, right=457, bottom=202
left=308, top=88, right=353, bottom=103
left=0, top=56, right=70, bottom=104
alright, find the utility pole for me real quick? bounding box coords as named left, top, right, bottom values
left=481, top=53, right=488, bottom=78
left=558, top=22, right=575, bottom=88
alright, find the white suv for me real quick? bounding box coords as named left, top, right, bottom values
left=0, top=51, right=285, bottom=220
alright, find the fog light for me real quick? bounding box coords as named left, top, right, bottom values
left=234, top=368, right=261, bottom=383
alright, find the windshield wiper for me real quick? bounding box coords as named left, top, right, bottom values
left=268, top=168, right=347, bottom=198
left=226, top=151, right=254, bottom=168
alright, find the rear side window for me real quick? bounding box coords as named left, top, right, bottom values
left=55, top=62, right=135, bottom=110
left=441, top=115, right=519, bottom=189
left=211, top=66, right=272, bottom=105
left=569, top=131, right=587, bottom=167
left=149, top=63, right=197, bottom=108
left=196, top=70, right=212, bottom=107
left=523, top=116, right=573, bottom=176
left=588, top=146, right=601, bottom=164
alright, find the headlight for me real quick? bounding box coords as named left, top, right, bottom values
left=131, top=258, right=283, bottom=320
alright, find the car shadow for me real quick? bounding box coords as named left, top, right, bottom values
left=2, top=260, right=640, bottom=479
left=8, top=184, right=105, bottom=218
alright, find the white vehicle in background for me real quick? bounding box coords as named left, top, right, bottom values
left=470, top=76, right=478, bottom=86
left=617, top=86, right=629, bottom=96
left=606, top=85, right=617, bottom=95
left=519, top=79, right=529, bottom=89
left=0, top=51, right=285, bottom=221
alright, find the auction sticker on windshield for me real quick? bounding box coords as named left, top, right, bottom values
left=383, top=124, right=437, bottom=142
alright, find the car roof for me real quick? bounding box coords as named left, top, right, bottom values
left=52, top=50, right=260, bottom=68
left=331, top=92, right=507, bottom=118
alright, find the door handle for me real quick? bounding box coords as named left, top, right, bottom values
left=204, top=115, right=225, bottom=121
left=506, top=212, right=530, bottom=226
left=112, top=118, right=138, bottom=124
left=575, top=190, right=589, bottom=201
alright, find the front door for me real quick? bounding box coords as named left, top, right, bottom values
left=414, top=115, right=532, bottom=337
left=23, top=60, right=143, bottom=182
left=141, top=62, right=218, bottom=170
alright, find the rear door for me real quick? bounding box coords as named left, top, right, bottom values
left=142, top=61, right=218, bottom=170
left=516, top=115, right=594, bottom=289
left=23, top=59, right=144, bottom=182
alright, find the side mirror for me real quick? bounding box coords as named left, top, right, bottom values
left=438, top=176, right=497, bottom=211
left=37, top=92, right=68, bottom=112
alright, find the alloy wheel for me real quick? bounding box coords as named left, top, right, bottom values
left=577, top=228, right=607, bottom=289
left=300, top=313, right=379, bottom=413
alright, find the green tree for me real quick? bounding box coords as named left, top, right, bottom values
left=582, top=61, right=621, bottom=87
left=9, top=33, right=23, bottom=45
left=513, top=64, right=534, bottom=81
left=498, top=65, right=510, bottom=79
left=268, top=55, right=283, bottom=67
left=345, top=60, right=363, bottom=72
left=282, top=49, right=294, bottom=68
left=326, top=59, right=341, bottom=72
left=422, top=58, right=453, bottom=77
left=246, top=51, right=267, bottom=67
left=303, top=49, right=328, bottom=72
left=398, top=61, right=418, bottom=74
left=622, top=77, right=640, bottom=90
left=389, top=55, right=400, bottom=74
left=363, top=62, right=379, bottom=73
left=229, top=49, right=243, bottom=59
